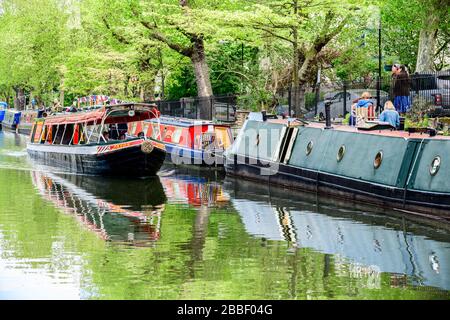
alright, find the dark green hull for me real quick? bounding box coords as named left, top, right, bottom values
left=225, top=118, right=450, bottom=221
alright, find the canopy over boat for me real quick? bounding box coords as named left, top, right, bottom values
left=43, top=103, right=160, bottom=126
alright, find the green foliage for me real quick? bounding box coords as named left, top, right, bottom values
left=0, top=0, right=446, bottom=107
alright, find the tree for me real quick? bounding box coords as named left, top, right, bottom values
left=415, top=0, right=450, bottom=72
left=202, top=0, right=373, bottom=116
left=381, top=0, right=450, bottom=72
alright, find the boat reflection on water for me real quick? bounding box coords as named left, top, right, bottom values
left=224, top=177, right=450, bottom=291
left=159, top=165, right=230, bottom=207
left=31, top=170, right=166, bottom=246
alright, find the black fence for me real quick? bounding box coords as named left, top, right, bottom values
left=147, top=71, right=450, bottom=122
left=277, top=71, right=450, bottom=120
left=147, top=95, right=238, bottom=122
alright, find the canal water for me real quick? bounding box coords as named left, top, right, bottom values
left=0, top=131, right=449, bottom=300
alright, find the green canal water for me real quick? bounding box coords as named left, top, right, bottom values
left=0, top=131, right=449, bottom=300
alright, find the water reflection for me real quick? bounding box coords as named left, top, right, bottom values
left=1, top=131, right=450, bottom=299
left=224, top=178, right=450, bottom=291
left=31, top=171, right=166, bottom=246
left=159, top=166, right=229, bottom=207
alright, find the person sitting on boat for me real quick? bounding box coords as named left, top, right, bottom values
left=379, top=100, right=400, bottom=129
left=68, top=101, right=78, bottom=113
left=102, top=131, right=110, bottom=142
left=355, top=92, right=373, bottom=125
left=51, top=99, right=63, bottom=113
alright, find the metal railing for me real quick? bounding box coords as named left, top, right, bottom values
left=146, top=71, right=450, bottom=122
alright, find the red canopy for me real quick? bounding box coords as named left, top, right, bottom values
left=43, top=104, right=160, bottom=126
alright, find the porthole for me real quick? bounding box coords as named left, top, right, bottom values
left=337, top=145, right=346, bottom=162
left=306, top=141, right=313, bottom=155
left=430, top=156, right=441, bottom=176
left=374, top=151, right=383, bottom=169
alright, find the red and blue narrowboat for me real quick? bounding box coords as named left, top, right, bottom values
left=27, top=103, right=166, bottom=176
left=128, top=116, right=234, bottom=167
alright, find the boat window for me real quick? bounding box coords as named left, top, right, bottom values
left=61, top=124, right=74, bottom=145
left=202, top=133, right=215, bottom=149
left=53, top=125, right=65, bottom=145
left=172, top=128, right=183, bottom=144
left=32, top=123, right=43, bottom=143
left=306, top=141, right=313, bottom=155
left=374, top=151, right=383, bottom=169
left=110, top=123, right=127, bottom=140
left=44, top=125, right=53, bottom=144
left=86, top=124, right=101, bottom=144
left=214, top=127, right=231, bottom=149
left=337, top=145, right=346, bottom=162
left=430, top=156, right=441, bottom=176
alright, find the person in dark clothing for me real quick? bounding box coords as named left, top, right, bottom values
left=392, top=65, right=411, bottom=113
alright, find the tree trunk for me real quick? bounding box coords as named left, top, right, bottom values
left=190, top=38, right=213, bottom=119
left=292, top=42, right=301, bottom=118
left=291, top=0, right=301, bottom=118
left=415, top=10, right=439, bottom=72
left=191, top=42, right=213, bottom=98
left=14, top=88, right=25, bottom=110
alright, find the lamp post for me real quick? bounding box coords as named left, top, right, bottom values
left=376, top=16, right=382, bottom=112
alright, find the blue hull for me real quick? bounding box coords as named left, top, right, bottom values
left=163, top=143, right=225, bottom=167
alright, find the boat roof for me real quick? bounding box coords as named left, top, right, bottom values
left=146, top=116, right=230, bottom=128
left=257, top=116, right=450, bottom=141
left=42, top=103, right=160, bottom=126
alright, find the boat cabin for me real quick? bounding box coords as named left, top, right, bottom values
left=29, top=103, right=161, bottom=146
left=128, top=116, right=234, bottom=152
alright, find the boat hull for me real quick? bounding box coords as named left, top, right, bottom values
left=27, top=140, right=166, bottom=176
left=225, top=155, right=450, bottom=221
left=0, top=122, right=18, bottom=132
left=163, top=143, right=225, bottom=168
left=225, top=116, right=450, bottom=222
left=17, top=123, right=32, bottom=135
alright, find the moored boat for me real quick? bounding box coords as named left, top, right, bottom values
left=0, top=102, right=7, bottom=124
left=1, top=108, right=21, bottom=132
left=27, top=103, right=167, bottom=176
left=225, top=112, right=450, bottom=221
left=128, top=116, right=234, bottom=167
left=17, top=109, right=39, bottom=135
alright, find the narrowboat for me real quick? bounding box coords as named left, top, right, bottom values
left=17, top=109, right=39, bottom=135
left=225, top=112, right=450, bottom=221
left=128, top=116, right=234, bottom=167
left=27, top=103, right=167, bottom=176
left=1, top=108, right=21, bottom=132
left=0, top=102, right=7, bottom=124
